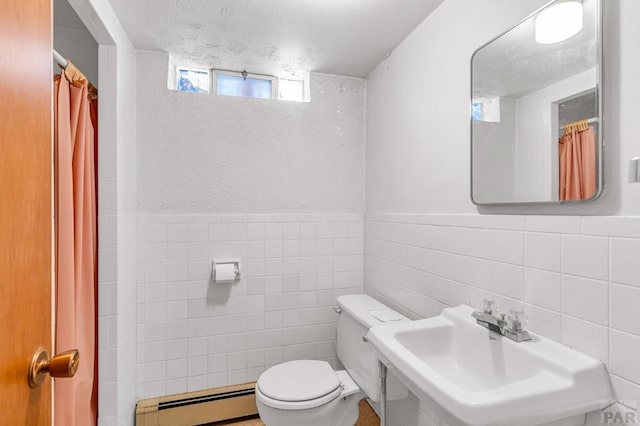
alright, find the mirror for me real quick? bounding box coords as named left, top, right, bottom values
left=471, top=0, right=602, bottom=205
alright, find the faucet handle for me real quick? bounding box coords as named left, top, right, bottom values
left=508, top=310, right=528, bottom=332
left=483, top=299, right=495, bottom=315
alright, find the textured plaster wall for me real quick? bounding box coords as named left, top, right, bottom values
left=472, top=96, right=517, bottom=203
left=136, top=51, right=365, bottom=215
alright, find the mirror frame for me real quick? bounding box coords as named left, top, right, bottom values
left=470, top=0, right=604, bottom=206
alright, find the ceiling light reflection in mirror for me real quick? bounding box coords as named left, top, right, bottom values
left=535, top=1, right=584, bottom=44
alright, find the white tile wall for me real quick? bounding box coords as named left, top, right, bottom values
left=136, top=213, right=364, bottom=398
left=97, top=29, right=138, bottom=425
left=365, top=213, right=640, bottom=401
left=97, top=45, right=120, bottom=423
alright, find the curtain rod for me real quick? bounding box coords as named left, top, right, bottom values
left=53, top=49, right=98, bottom=98
left=565, top=117, right=599, bottom=126
left=53, top=49, right=68, bottom=69
left=582, top=117, right=599, bottom=125
left=559, top=117, right=599, bottom=135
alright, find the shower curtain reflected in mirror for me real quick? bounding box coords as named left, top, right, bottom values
left=558, top=123, right=596, bottom=201
left=54, top=61, right=98, bottom=426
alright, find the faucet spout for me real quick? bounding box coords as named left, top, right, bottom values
left=472, top=311, right=508, bottom=334
left=471, top=302, right=531, bottom=343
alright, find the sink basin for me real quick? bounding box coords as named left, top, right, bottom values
left=367, top=305, right=612, bottom=426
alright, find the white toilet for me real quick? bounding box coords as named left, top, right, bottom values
left=256, top=294, right=409, bottom=426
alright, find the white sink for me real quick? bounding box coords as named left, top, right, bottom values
left=367, top=305, right=612, bottom=426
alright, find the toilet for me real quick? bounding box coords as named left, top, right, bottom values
left=256, top=294, right=410, bottom=426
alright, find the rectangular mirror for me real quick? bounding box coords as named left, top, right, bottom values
left=471, top=0, right=603, bottom=205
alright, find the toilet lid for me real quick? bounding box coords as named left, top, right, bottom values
left=257, top=360, right=341, bottom=402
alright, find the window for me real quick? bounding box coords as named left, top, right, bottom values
left=472, top=97, right=501, bottom=123
left=216, top=72, right=274, bottom=100
left=173, top=64, right=308, bottom=102
left=278, top=79, right=305, bottom=102
left=176, top=68, right=210, bottom=93
left=471, top=102, right=483, bottom=121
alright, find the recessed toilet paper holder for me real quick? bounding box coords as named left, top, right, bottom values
left=212, top=260, right=241, bottom=283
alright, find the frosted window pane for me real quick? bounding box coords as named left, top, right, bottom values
left=279, top=79, right=304, bottom=102
left=472, top=102, right=483, bottom=121
left=177, top=68, right=210, bottom=93
left=472, top=97, right=501, bottom=122
left=217, top=74, right=272, bottom=99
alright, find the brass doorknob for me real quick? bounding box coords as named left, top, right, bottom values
left=28, top=348, right=80, bottom=388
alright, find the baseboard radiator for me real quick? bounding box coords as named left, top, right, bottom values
left=136, top=382, right=259, bottom=426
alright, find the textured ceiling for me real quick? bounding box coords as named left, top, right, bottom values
left=473, top=0, right=597, bottom=98
left=108, top=0, right=444, bottom=78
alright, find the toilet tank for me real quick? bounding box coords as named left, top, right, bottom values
left=336, top=294, right=409, bottom=402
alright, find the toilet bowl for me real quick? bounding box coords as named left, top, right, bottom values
left=256, top=360, right=362, bottom=426
left=255, top=294, right=410, bottom=426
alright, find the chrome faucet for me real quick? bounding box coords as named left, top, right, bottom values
left=472, top=300, right=531, bottom=342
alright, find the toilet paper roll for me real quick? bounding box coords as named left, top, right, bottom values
left=214, top=263, right=237, bottom=282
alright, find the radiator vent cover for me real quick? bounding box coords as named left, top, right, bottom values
left=136, top=382, right=258, bottom=426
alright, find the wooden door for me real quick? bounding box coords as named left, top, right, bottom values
left=0, top=0, right=53, bottom=424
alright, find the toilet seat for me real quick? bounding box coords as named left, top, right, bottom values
left=256, top=360, right=344, bottom=410
left=256, top=385, right=343, bottom=410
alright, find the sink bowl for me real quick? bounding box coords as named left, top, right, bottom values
left=367, top=305, right=612, bottom=426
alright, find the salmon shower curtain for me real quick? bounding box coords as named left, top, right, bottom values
left=54, top=61, right=98, bottom=426
left=558, top=124, right=596, bottom=201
